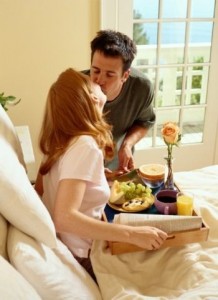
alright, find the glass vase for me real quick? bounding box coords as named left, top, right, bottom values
left=164, top=157, right=175, bottom=190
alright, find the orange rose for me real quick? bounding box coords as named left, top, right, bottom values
left=161, top=122, right=180, bottom=145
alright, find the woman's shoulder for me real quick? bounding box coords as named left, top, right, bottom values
left=77, top=135, right=97, bottom=145
left=61, top=135, right=102, bottom=166
left=67, top=135, right=98, bottom=152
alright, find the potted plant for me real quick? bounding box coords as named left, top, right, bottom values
left=0, top=92, right=21, bottom=111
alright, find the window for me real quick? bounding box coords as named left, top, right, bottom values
left=101, top=0, right=218, bottom=170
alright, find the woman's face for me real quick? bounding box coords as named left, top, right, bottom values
left=91, top=82, right=107, bottom=112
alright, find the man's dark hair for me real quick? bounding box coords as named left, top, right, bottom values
left=90, top=30, right=137, bottom=72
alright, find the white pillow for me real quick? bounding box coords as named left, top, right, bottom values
left=0, top=256, right=41, bottom=300
left=0, top=104, right=26, bottom=167
left=7, top=225, right=102, bottom=300
left=0, top=213, right=8, bottom=259
left=0, top=137, right=57, bottom=248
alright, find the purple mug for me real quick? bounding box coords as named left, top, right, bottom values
left=154, top=189, right=178, bottom=215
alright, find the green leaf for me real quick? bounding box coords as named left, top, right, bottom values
left=0, top=92, right=21, bottom=111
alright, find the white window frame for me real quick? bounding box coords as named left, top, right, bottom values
left=101, top=0, right=218, bottom=171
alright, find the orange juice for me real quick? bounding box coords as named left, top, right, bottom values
left=177, top=193, right=194, bottom=216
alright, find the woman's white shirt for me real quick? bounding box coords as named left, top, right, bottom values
left=42, top=135, right=110, bottom=257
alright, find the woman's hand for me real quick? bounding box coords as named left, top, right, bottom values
left=131, top=226, right=168, bottom=250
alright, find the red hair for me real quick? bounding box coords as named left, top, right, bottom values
left=39, top=68, right=114, bottom=175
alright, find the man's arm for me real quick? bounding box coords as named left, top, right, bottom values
left=118, top=125, right=149, bottom=171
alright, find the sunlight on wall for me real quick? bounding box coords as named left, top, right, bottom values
left=0, top=0, right=100, bottom=180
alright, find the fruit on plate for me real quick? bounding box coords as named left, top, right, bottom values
left=109, top=180, right=125, bottom=205
left=109, top=180, right=152, bottom=205
left=122, top=197, right=152, bottom=212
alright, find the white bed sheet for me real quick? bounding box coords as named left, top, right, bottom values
left=91, top=165, right=218, bottom=300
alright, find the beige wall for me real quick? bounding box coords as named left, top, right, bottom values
left=0, top=0, right=100, bottom=180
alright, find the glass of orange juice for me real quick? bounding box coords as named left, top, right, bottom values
left=176, top=191, right=194, bottom=216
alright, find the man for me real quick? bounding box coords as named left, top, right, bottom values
left=83, top=30, right=155, bottom=176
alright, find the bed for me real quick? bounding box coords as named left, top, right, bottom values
left=0, top=104, right=101, bottom=299
left=91, top=165, right=218, bottom=299
left=1, top=103, right=218, bottom=299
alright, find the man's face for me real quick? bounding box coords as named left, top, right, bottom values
left=90, top=51, right=130, bottom=101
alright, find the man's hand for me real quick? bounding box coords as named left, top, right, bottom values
left=117, top=125, right=148, bottom=172
left=104, top=168, right=126, bottom=180
left=117, top=144, right=135, bottom=172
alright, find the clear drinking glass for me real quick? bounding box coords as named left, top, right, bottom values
left=176, top=192, right=194, bottom=216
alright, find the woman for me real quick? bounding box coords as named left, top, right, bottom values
left=35, top=68, right=167, bottom=279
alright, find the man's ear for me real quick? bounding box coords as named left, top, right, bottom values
left=122, top=69, right=130, bottom=82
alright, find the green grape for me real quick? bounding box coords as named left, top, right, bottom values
left=129, top=187, right=135, bottom=193
left=120, top=182, right=130, bottom=192
left=135, top=188, right=142, bottom=195
left=129, top=182, right=135, bottom=188
left=141, top=185, right=146, bottom=192
left=117, top=180, right=152, bottom=200
left=125, top=191, right=134, bottom=200
left=136, top=183, right=143, bottom=189
left=126, top=185, right=132, bottom=192
left=128, top=182, right=136, bottom=191
left=120, top=182, right=127, bottom=188
left=145, top=187, right=152, bottom=194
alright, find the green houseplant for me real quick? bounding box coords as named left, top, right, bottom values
left=0, top=92, right=21, bottom=111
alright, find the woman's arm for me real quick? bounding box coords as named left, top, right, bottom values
left=53, top=179, right=168, bottom=250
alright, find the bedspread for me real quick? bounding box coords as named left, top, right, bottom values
left=91, top=165, right=218, bottom=300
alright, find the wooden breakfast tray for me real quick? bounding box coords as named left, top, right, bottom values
left=105, top=178, right=209, bottom=255
left=103, top=210, right=209, bottom=255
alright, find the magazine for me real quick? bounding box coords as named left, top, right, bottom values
left=113, top=213, right=203, bottom=233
